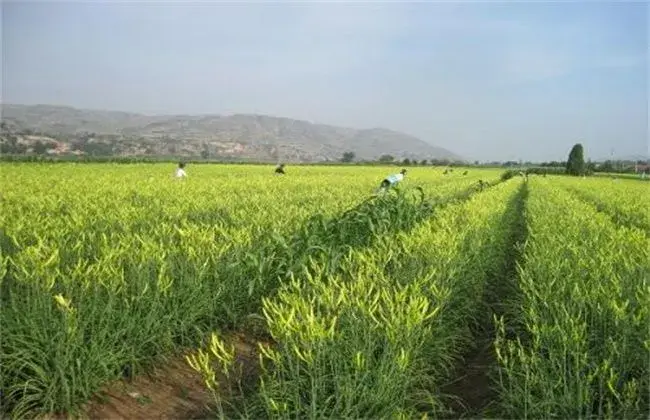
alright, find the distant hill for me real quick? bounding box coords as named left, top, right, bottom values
left=0, top=104, right=463, bottom=162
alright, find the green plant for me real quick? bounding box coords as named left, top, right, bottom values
left=495, top=177, right=650, bottom=418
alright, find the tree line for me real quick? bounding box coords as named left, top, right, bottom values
left=1, top=125, right=646, bottom=175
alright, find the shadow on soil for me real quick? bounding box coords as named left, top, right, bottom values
left=440, top=181, right=528, bottom=418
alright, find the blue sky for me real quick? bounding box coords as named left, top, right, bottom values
left=2, top=1, right=648, bottom=161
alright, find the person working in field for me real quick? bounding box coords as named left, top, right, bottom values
left=275, top=163, right=286, bottom=175
left=378, top=169, right=407, bottom=192
left=175, top=162, right=187, bottom=178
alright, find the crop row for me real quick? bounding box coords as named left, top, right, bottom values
left=495, top=177, right=650, bottom=418
left=555, top=176, right=650, bottom=233
left=0, top=164, right=501, bottom=416
left=189, top=178, right=524, bottom=418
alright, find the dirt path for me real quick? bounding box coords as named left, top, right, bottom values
left=55, top=333, right=262, bottom=420
left=441, top=331, right=497, bottom=417
left=442, top=182, right=528, bottom=418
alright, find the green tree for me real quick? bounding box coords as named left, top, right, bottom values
left=201, top=142, right=210, bottom=160
left=402, top=158, right=411, bottom=166
left=566, top=143, right=586, bottom=176
left=32, top=140, right=49, bottom=155
left=341, top=151, right=355, bottom=163
left=585, top=159, right=596, bottom=175
left=378, top=154, right=394, bottom=163
left=83, top=141, right=114, bottom=156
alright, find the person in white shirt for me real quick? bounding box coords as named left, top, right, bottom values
left=378, top=169, right=407, bottom=192
left=175, top=162, right=187, bottom=178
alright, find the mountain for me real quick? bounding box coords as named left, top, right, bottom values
left=0, top=104, right=463, bottom=162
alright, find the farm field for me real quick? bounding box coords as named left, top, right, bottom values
left=555, top=176, right=650, bottom=234
left=0, top=164, right=648, bottom=419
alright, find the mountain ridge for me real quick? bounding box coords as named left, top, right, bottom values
left=0, top=104, right=463, bottom=162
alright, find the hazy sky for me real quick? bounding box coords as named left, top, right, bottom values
left=2, top=1, right=648, bottom=161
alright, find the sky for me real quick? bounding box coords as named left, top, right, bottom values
left=2, top=1, right=648, bottom=162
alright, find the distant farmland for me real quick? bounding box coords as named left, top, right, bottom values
left=1, top=164, right=648, bottom=418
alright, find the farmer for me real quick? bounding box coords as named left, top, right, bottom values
left=275, top=163, right=286, bottom=175
left=378, top=169, right=407, bottom=192
left=175, top=162, right=187, bottom=178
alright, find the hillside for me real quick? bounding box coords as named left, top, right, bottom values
left=0, top=104, right=462, bottom=162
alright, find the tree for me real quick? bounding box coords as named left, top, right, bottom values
left=341, top=151, right=355, bottom=163
left=585, top=160, right=596, bottom=175
left=411, top=159, right=418, bottom=166
left=83, top=141, right=114, bottom=156
left=32, top=140, right=49, bottom=155
left=566, top=143, right=586, bottom=176
left=0, top=143, right=13, bottom=154
left=402, top=158, right=411, bottom=166
left=201, top=142, right=210, bottom=160
left=378, top=154, right=394, bottom=163
left=420, top=159, right=428, bottom=166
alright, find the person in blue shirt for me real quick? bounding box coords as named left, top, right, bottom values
left=378, top=169, right=407, bottom=192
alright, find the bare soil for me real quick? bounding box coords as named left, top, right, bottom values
left=47, top=333, right=262, bottom=420
left=441, top=337, right=496, bottom=418
left=41, top=330, right=498, bottom=420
